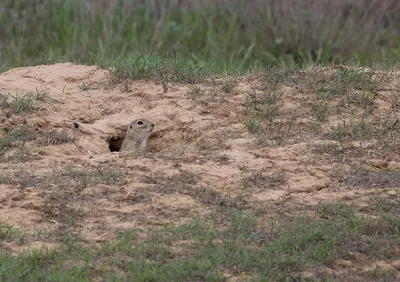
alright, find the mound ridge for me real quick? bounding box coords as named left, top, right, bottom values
left=0, top=63, right=399, bottom=278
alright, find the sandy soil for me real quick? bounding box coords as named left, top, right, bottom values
left=0, top=63, right=399, bottom=277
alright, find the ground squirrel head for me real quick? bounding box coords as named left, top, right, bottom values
left=120, top=118, right=155, bottom=152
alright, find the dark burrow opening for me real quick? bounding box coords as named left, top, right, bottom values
left=108, top=137, right=124, bottom=152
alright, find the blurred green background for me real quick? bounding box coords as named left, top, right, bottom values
left=1, top=0, right=400, bottom=72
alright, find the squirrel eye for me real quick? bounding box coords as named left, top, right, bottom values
left=137, top=120, right=144, bottom=125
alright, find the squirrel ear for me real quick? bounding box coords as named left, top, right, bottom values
left=129, top=124, right=133, bottom=129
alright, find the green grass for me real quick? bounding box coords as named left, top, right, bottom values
left=0, top=203, right=398, bottom=281
left=242, top=170, right=287, bottom=190
left=0, top=93, right=40, bottom=115
left=187, top=84, right=219, bottom=107
left=0, top=164, right=127, bottom=230
left=2, top=0, right=400, bottom=71
left=0, top=129, right=12, bottom=158
left=325, top=114, right=399, bottom=142
left=0, top=163, right=127, bottom=190
left=220, top=78, right=238, bottom=94
left=246, top=118, right=261, bottom=133
left=106, top=54, right=219, bottom=84
left=0, top=89, right=55, bottom=114
left=0, top=223, right=26, bottom=243
left=0, top=125, right=77, bottom=162
left=317, top=68, right=382, bottom=101
left=342, top=166, right=400, bottom=189
left=244, top=81, right=282, bottom=135
left=0, top=126, right=37, bottom=161
left=243, top=65, right=389, bottom=138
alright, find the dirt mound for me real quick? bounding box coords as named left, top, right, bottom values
left=0, top=63, right=399, bottom=277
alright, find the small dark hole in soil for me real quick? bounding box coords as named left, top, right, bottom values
left=108, top=137, right=124, bottom=152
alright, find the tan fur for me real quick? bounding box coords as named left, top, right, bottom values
left=120, top=118, right=155, bottom=152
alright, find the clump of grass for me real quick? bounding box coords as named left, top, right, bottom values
left=195, top=137, right=226, bottom=154
left=187, top=84, right=218, bottom=106
left=254, top=121, right=296, bottom=148
left=0, top=93, right=39, bottom=114
left=316, top=202, right=354, bottom=219
left=260, top=65, right=306, bottom=88
left=142, top=170, right=245, bottom=210
left=312, top=101, right=332, bottom=122
left=303, top=67, right=385, bottom=128
left=311, top=142, right=342, bottom=155
left=0, top=129, right=12, bottom=158
left=0, top=164, right=126, bottom=227
left=213, top=154, right=231, bottom=165
left=245, top=118, right=260, bottom=133
left=0, top=125, right=78, bottom=162
left=154, top=171, right=199, bottom=193
left=369, top=195, right=400, bottom=215
left=38, top=128, right=78, bottom=146
left=0, top=93, right=9, bottom=107
left=316, top=68, right=383, bottom=109
left=122, top=188, right=151, bottom=204
left=244, top=85, right=282, bottom=136
left=242, top=170, right=287, bottom=190
left=220, top=78, right=238, bottom=93
left=7, top=126, right=37, bottom=142
left=244, top=70, right=298, bottom=144
left=50, top=164, right=127, bottom=190
left=0, top=126, right=38, bottom=161
left=108, top=55, right=215, bottom=84
left=0, top=164, right=126, bottom=190
left=318, top=69, right=371, bottom=97
left=4, top=144, right=42, bottom=163
left=310, top=141, right=370, bottom=164
left=324, top=114, right=398, bottom=142
left=339, top=90, right=377, bottom=109
left=98, top=169, right=127, bottom=186
left=245, top=87, right=281, bottom=122
left=77, top=82, right=91, bottom=91
left=0, top=224, right=26, bottom=246
left=32, top=89, right=51, bottom=102
left=341, top=166, right=400, bottom=189
left=0, top=89, right=53, bottom=115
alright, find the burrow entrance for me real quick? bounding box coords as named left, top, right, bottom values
left=108, top=136, right=124, bottom=152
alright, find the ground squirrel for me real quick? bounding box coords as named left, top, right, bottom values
left=120, top=118, right=155, bottom=152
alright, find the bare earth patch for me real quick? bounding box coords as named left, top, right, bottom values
left=0, top=63, right=399, bottom=280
